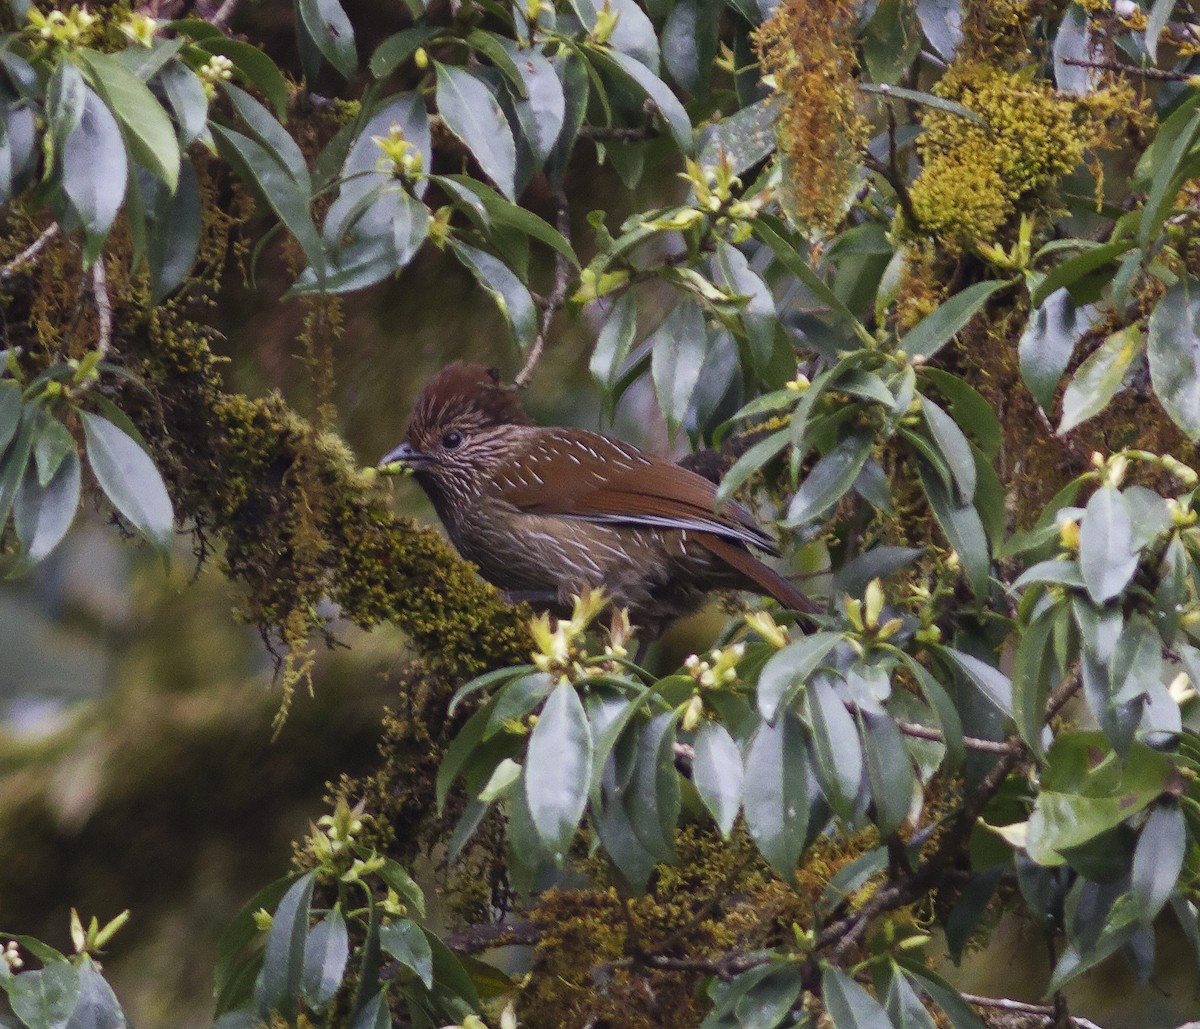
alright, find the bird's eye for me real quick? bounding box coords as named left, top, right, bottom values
left=441, top=431, right=465, bottom=450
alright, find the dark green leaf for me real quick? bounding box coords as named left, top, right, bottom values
left=78, top=49, right=179, bottom=190
left=1058, top=325, right=1144, bottom=435
left=298, top=0, right=357, bottom=76
left=436, top=63, right=517, bottom=200
left=785, top=431, right=873, bottom=527
left=1011, top=608, right=1056, bottom=756
left=1052, top=3, right=1094, bottom=95
left=1012, top=559, right=1084, bottom=590
left=496, top=38, right=565, bottom=163
left=921, top=397, right=975, bottom=504
left=369, top=27, right=440, bottom=78
left=1148, top=277, right=1200, bottom=438
left=62, top=87, right=127, bottom=264
left=302, top=907, right=348, bottom=1010
left=807, top=674, right=863, bottom=819
left=714, top=428, right=789, bottom=510
left=348, top=989, right=390, bottom=1029
left=590, top=291, right=638, bottom=396
left=221, top=84, right=310, bottom=185
left=623, top=710, right=681, bottom=862
left=833, top=546, right=922, bottom=596
left=1030, top=237, right=1136, bottom=309
left=882, top=960, right=938, bottom=1029
left=214, top=875, right=300, bottom=1013
left=859, top=709, right=914, bottom=837
left=379, top=919, right=434, bottom=989
left=63, top=957, right=126, bottom=1029
left=862, top=0, right=921, bottom=84
left=158, top=62, right=208, bottom=146
left=449, top=241, right=538, bottom=351
left=742, top=710, right=809, bottom=879
left=900, top=280, right=1007, bottom=360
left=698, top=97, right=779, bottom=177
left=48, top=59, right=85, bottom=146
left=1132, top=802, right=1185, bottom=925
left=1019, top=288, right=1098, bottom=411
left=80, top=412, right=174, bottom=558
left=255, top=870, right=315, bottom=1022
left=650, top=298, right=707, bottom=438
left=757, top=631, right=841, bottom=722
left=692, top=720, right=743, bottom=836
left=12, top=449, right=80, bottom=570
left=919, top=368, right=1001, bottom=460
left=715, top=240, right=775, bottom=374
left=0, top=381, right=20, bottom=456
left=593, top=49, right=694, bottom=154
left=524, top=682, right=592, bottom=859
left=823, top=965, right=892, bottom=1029
left=732, top=965, right=804, bottom=1029
left=861, top=83, right=978, bottom=123
left=916, top=462, right=990, bottom=598
left=1079, top=486, right=1137, bottom=604
left=147, top=157, right=201, bottom=303
left=938, top=647, right=1012, bottom=717
left=1142, top=106, right=1200, bottom=245
left=436, top=175, right=578, bottom=265
left=8, top=961, right=79, bottom=1029
left=896, top=959, right=985, bottom=1029
left=372, top=855, right=426, bottom=917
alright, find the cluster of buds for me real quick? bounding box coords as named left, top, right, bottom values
left=307, top=797, right=370, bottom=872
left=1058, top=513, right=1081, bottom=552
left=26, top=5, right=95, bottom=45
left=784, top=372, right=810, bottom=392
left=198, top=54, right=234, bottom=99
left=69, top=908, right=129, bottom=959
left=844, top=579, right=902, bottom=641
left=572, top=264, right=630, bottom=304
left=976, top=213, right=1034, bottom=273
left=372, top=124, right=424, bottom=179
left=445, top=1004, right=518, bottom=1029
left=2, top=941, right=22, bottom=972
left=1170, top=671, right=1197, bottom=706
left=684, top=643, right=746, bottom=689
left=530, top=589, right=613, bottom=676
left=589, top=0, right=621, bottom=45
left=118, top=12, right=158, bottom=47
left=745, top=609, right=789, bottom=648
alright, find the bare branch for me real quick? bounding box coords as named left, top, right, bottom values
left=579, top=124, right=657, bottom=143
left=209, top=0, right=244, bottom=28
left=1062, top=56, right=1191, bottom=82
left=960, top=992, right=1105, bottom=1029
left=894, top=718, right=1021, bottom=755
left=513, top=187, right=571, bottom=390
left=91, top=259, right=113, bottom=356
left=0, top=224, right=60, bottom=283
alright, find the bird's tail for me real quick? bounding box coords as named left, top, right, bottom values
left=699, top=535, right=822, bottom=617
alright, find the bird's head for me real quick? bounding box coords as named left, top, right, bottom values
left=380, top=362, right=532, bottom=504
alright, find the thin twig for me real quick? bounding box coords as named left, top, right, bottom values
left=443, top=919, right=539, bottom=954
left=91, top=259, right=112, bottom=356
left=894, top=718, right=1021, bottom=755
left=1062, top=56, right=1191, bottom=82
left=959, top=992, right=1104, bottom=1029
left=513, top=187, right=571, bottom=389
left=580, top=124, right=657, bottom=143
left=209, top=0, right=244, bottom=28
left=0, top=223, right=60, bottom=283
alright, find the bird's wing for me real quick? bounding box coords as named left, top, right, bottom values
left=490, top=429, right=777, bottom=552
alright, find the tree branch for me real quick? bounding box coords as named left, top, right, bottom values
left=91, top=259, right=112, bottom=357
left=513, top=187, right=571, bottom=390
left=0, top=223, right=59, bottom=283
left=960, top=992, right=1105, bottom=1029
left=1062, top=56, right=1191, bottom=82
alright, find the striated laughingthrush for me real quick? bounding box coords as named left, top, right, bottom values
left=381, top=362, right=817, bottom=633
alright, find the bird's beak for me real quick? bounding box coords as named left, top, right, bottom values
left=379, top=440, right=434, bottom=467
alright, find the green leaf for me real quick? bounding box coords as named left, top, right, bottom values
left=806, top=674, right=863, bottom=819
left=862, top=0, right=921, bottom=84
left=593, top=49, right=694, bottom=154
left=369, top=27, right=440, bottom=78
left=48, top=59, right=86, bottom=146
left=1019, top=288, right=1098, bottom=411
left=449, top=241, right=538, bottom=351
left=714, top=428, right=790, bottom=510
left=882, top=961, right=938, bottom=1029
left=1079, top=486, right=1137, bottom=604
left=80, top=411, right=174, bottom=558
left=7, top=960, right=79, bottom=1029
left=938, top=647, right=1013, bottom=717
left=298, top=0, right=357, bottom=77
left=62, top=87, right=128, bottom=265
left=1011, top=607, right=1056, bottom=756
left=624, top=710, right=681, bottom=862
left=0, top=381, right=20, bottom=455
left=900, top=279, right=1007, bottom=360
left=650, top=298, right=707, bottom=438
left=590, top=291, right=638, bottom=397
left=756, top=631, right=842, bottom=722
left=213, top=874, right=300, bottom=1013
left=146, top=158, right=202, bottom=304
left=63, top=956, right=126, bottom=1029
left=302, top=907, right=349, bottom=1010
left=1142, top=106, right=1200, bottom=245
left=896, top=960, right=985, bottom=1029
left=823, top=965, right=892, bottom=1028
left=732, top=965, right=804, bottom=1029
left=12, top=449, right=80, bottom=570
left=861, top=83, right=981, bottom=124
left=692, top=720, right=743, bottom=837
left=1058, top=325, right=1144, bottom=435
left=715, top=240, right=776, bottom=374
left=211, top=124, right=326, bottom=279
left=221, top=84, right=310, bottom=186
left=379, top=919, right=433, bottom=989
left=921, top=397, right=975, bottom=504
left=78, top=49, right=179, bottom=190
left=917, top=462, right=990, bottom=598
left=1131, top=802, right=1185, bottom=925
left=436, top=175, right=578, bottom=266
left=524, top=682, right=592, bottom=859
left=859, top=709, right=915, bottom=837
left=743, top=710, right=810, bottom=879
left=1147, top=276, right=1200, bottom=438
left=1030, top=237, right=1136, bottom=308
left=372, top=854, right=426, bottom=917
left=158, top=62, right=209, bottom=146
left=785, top=431, right=873, bottom=527
left=495, top=37, right=565, bottom=163
left=255, top=870, right=315, bottom=1022
left=698, top=97, right=779, bottom=177
left=435, top=63, right=517, bottom=201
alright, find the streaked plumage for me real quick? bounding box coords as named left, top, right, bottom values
left=383, top=362, right=816, bottom=632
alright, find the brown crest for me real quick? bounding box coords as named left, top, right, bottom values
left=407, top=362, right=532, bottom=439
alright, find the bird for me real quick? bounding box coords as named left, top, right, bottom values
left=380, top=362, right=818, bottom=634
